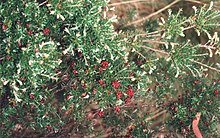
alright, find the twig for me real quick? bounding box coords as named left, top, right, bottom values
left=125, top=0, right=181, bottom=26
left=39, top=0, right=48, bottom=7
left=192, top=53, right=209, bottom=57
left=135, top=49, right=148, bottom=60
left=145, top=110, right=167, bottom=121
left=184, top=64, right=196, bottom=77
left=189, top=59, right=220, bottom=73
left=108, top=0, right=148, bottom=6
left=135, top=30, right=164, bottom=37
left=183, top=25, right=196, bottom=31
left=198, top=44, right=216, bottom=50
left=192, top=112, right=203, bottom=138
left=185, top=0, right=204, bottom=5
left=142, top=39, right=178, bottom=46
left=141, top=45, right=169, bottom=55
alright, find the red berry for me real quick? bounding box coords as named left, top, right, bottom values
left=26, top=23, right=30, bottom=27
left=29, top=104, right=34, bottom=109
left=81, top=92, right=87, bottom=97
left=29, top=93, right=35, bottom=99
left=99, top=66, right=103, bottom=72
left=204, top=121, right=209, bottom=126
left=2, top=24, right=7, bottom=30
left=128, top=125, right=134, bottom=131
left=46, top=124, right=52, bottom=131
left=65, top=94, right=70, bottom=100
left=98, top=79, right=103, bottom=85
left=85, top=69, right=88, bottom=73
left=72, top=69, right=76, bottom=74
left=71, top=61, right=74, bottom=67
left=35, top=48, right=39, bottom=53
left=93, top=64, right=97, bottom=68
left=193, top=80, right=197, bottom=83
left=101, top=60, right=108, bottom=68
left=18, top=43, right=22, bottom=47
left=136, top=60, right=141, bottom=64
left=128, top=72, right=134, bottom=77
left=40, top=98, right=45, bottom=103
left=115, top=106, right=120, bottom=113
left=174, top=107, right=178, bottom=112
left=170, top=105, right=174, bottom=110
left=63, top=110, right=67, bottom=115
left=97, top=110, right=104, bottom=117
left=111, top=80, right=120, bottom=88
left=106, top=90, right=110, bottom=94
left=77, top=51, right=82, bottom=58
left=124, top=62, right=128, bottom=65
left=43, top=27, right=49, bottom=34
left=27, top=30, right=33, bottom=35
left=126, top=87, right=133, bottom=97
left=125, top=97, right=130, bottom=104
left=92, top=89, right=96, bottom=93
left=214, top=90, right=218, bottom=95
left=185, top=126, right=189, bottom=132
left=19, top=77, right=24, bottom=81
left=116, top=90, right=122, bottom=100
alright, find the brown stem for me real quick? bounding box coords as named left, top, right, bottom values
left=125, top=0, right=181, bottom=26
left=141, top=45, right=169, bottom=55
left=192, top=112, right=203, bottom=138
left=108, top=0, right=148, bottom=6
left=189, top=59, right=220, bottom=73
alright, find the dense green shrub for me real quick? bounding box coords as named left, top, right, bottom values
left=0, top=0, right=148, bottom=136
left=0, top=0, right=219, bottom=137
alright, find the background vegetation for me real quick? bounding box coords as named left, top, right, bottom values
left=0, top=0, right=219, bottom=137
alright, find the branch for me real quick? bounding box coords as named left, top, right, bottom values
left=192, top=112, right=203, bottom=138
left=189, top=59, right=220, bottom=73
left=141, top=45, right=169, bottom=55
left=142, top=39, right=178, bottom=46
left=108, top=0, right=148, bottom=6
left=145, top=110, right=167, bottom=121
left=185, top=0, right=204, bottom=5
left=125, top=0, right=181, bottom=26
left=38, top=0, right=48, bottom=7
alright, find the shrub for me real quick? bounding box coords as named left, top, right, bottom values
left=0, top=0, right=219, bottom=137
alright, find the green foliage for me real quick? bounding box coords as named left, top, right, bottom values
left=166, top=78, right=220, bottom=137
left=0, top=0, right=148, bottom=136
left=0, top=0, right=219, bottom=137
